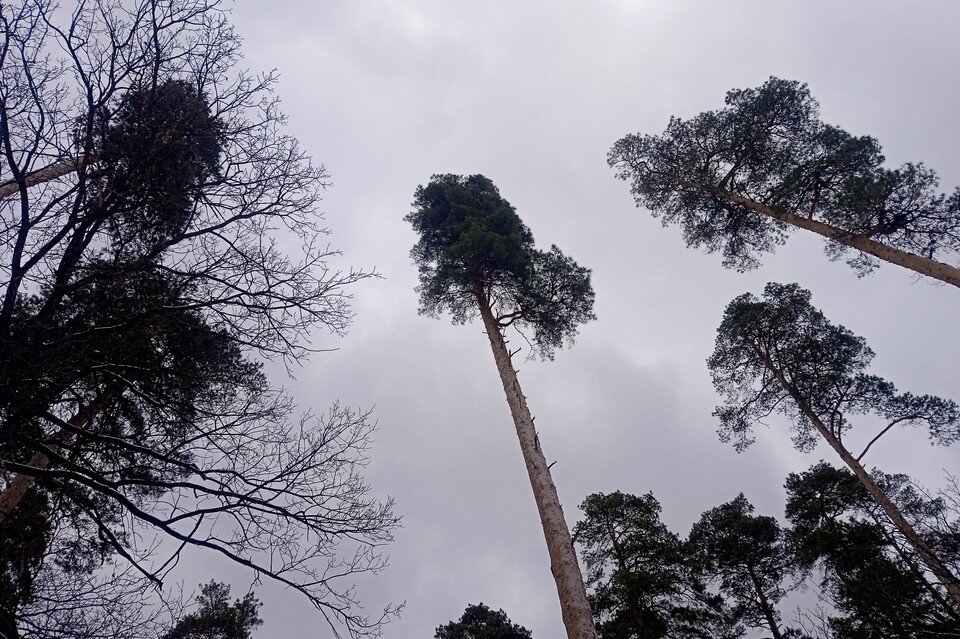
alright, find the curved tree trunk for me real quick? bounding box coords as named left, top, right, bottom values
left=709, top=185, right=960, bottom=288
left=477, top=295, right=598, bottom=639
left=760, top=358, right=960, bottom=606
left=0, top=386, right=118, bottom=524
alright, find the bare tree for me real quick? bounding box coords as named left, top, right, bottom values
left=0, top=1, right=397, bottom=636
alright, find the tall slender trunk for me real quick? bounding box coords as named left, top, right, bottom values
left=0, top=156, right=90, bottom=200
left=694, top=182, right=960, bottom=288
left=745, top=564, right=783, bottom=639
left=0, top=386, right=119, bottom=524
left=476, top=295, right=598, bottom=639
left=811, top=415, right=960, bottom=607
left=761, top=359, right=960, bottom=606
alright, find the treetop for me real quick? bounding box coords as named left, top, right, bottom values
left=609, top=76, right=960, bottom=274
left=709, top=282, right=959, bottom=453
left=406, top=173, right=595, bottom=359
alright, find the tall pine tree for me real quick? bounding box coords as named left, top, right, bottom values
left=407, top=174, right=597, bottom=639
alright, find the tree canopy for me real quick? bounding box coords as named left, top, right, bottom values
left=708, top=282, right=959, bottom=454
left=708, top=281, right=960, bottom=605
left=406, top=173, right=595, bottom=358
left=574, top=492, right=741, bottom=639
left=162, top=582, right=262, bottom=639
left=688, top=495, right=796, bottom=639
left=786, top=463, right=960, bottom=637
left=0, top=1, right=395, bottom=635
left=608, top=77, right=960, bottom=284
left=434, top=603, right=533, bottom=639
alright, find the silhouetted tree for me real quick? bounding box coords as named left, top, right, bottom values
left=708, top=282, right=960, bottom=604
left=434, top=604, right=532, bottom=639
left=786, top=463, right=960, bottom=637
left=407, top=174, right=597, bottom=639
left=609, top=77, right=960, bottom=287
left=689, top=495, right=796, bottom=639
left=574, top=492, right=742, bottom=639
left=162, top=582, right=262, bottom=639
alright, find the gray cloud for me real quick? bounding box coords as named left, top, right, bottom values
left=164, top=2, right=960, bottom=637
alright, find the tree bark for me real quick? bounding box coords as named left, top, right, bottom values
left=476, top=294, right=598, bottom=639
left=0, top=156, right=90, bottom=200
left=708, top=184, right=960, bottom=289
left=0, top=386, right=118, bottom=524
left=745, top=563, right=783, bottom=639
left=760, top=358, right=960, bottom=606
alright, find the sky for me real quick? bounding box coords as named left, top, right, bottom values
left=180, top=2, right=960, bottom=637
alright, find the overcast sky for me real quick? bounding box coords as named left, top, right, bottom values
left=185, top=2, right=960, bottom=637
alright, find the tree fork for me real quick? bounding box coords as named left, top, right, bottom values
left=477, top=295, right=598, bottom=639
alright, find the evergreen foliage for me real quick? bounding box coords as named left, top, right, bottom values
left=609, top=77, right=960, bottom=275
left=407, top=173, right=595, bottom=358
left=163, top=582, right=262, bottom=639
left=688, top=495, right=796, bottom=638
left=434, top=603, right=533, bottom=639
left=708, top=282, right=959, bottom=453
left=574, top=492, right=741, bottom=639
left=786, top=463, right=960, bottom=637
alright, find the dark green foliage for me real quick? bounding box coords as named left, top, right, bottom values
left=162, top=582, right=262, bottom=639
left=574, top=492, right=742, bottom=639
left=434, top=603, right=532, bottom=639
left=786, top=463, right=960, bottom=637
left=94, top=79, right=223, bottom=258
left=707, top=282, right=959, bottom=453
left=609, top=77, right=960, bottom=273
left=408, top=174, right=534, bottom=318
left=406, top=174, right=595, bottom=358
left=688, top=495, right=795, bottom=636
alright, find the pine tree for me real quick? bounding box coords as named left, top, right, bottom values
left=708, top=282, right=960, bottom=604
left=407, top=174, right=597, bottom=639
left=609, top=77, right=960, bottom=287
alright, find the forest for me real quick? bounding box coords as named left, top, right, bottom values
left=1, top=1, right=958, bottom=638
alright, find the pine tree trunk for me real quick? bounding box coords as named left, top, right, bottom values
left=0, top=386, right=118, bottom=524
left=477, top=295, right=599, bottom=639
left=811, top=415, right=960, bottom=607
left=761, top=359, right=960, bottom=606
left=745, top=564, right=783, bottom=639
left=0, top=156, right=90, bottom=199
left=710, top=185, right=960, bottom=288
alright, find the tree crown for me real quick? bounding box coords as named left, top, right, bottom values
left=708, top=282, right=959, bottom=453
left=609, top=76, right=960, bottom=273
left=406, top=174, right=595, bottom=358
left=574, top=491, right=742, bottom=639
left=434, top=603, right=532, bottom=639
left=785, top=463, right=960, bottom=635
left=688, top=494, right=795, bottom=633
left=163, top=581, right=262, bottom=639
